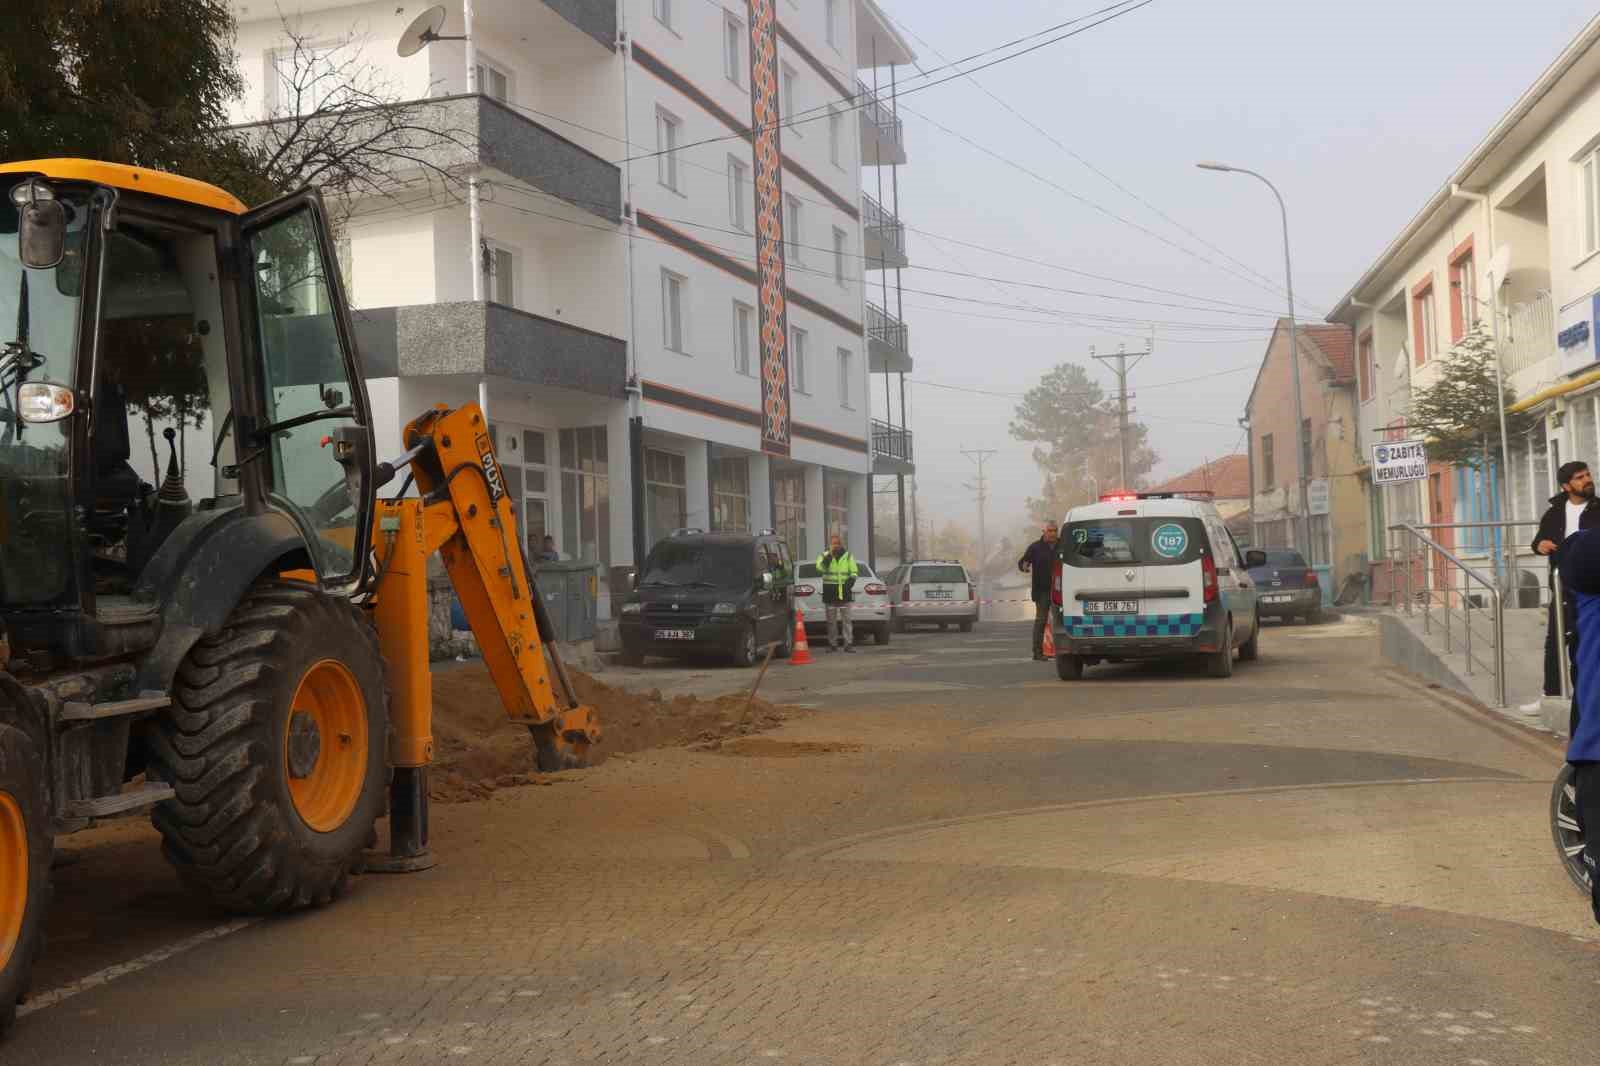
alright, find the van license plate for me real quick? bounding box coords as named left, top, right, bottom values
left=1263, top=595, right=1292, bottom=604
left=654, top=629, right=695, bottom=640
left=1084, top=600, right=1138, bottom=614
left=925, top=589, right=953, bottom=599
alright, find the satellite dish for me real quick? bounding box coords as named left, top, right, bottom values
left=1485, top=244, right=1511, bottom=288
left=397, top=5, right=459, bottom=58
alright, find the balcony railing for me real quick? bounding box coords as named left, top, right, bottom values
left=872, top=418, right=914, bottom=462
left=1502, top=289, right=1555, bottom=374
left=856, top=78, right=905, bottom=163
left=863, top=192, right=906, bottom=268
left=867, top=302, right=908, bottom=353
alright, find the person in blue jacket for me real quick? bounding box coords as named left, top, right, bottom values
left=1554, top=527, right=1600, bottom=924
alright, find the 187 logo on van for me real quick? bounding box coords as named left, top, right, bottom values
left=475, top=432, right=506, bottom=503
left=1151, top=523, right=1188, bottom=559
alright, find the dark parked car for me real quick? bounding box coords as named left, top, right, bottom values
left=618, top=530, right=796, bottom=666
left=1247, top=549, right=1323, bottom=623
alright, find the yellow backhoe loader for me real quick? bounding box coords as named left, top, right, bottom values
left=0, top=159, right=600, bottom=1035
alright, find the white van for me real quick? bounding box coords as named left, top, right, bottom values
left=1050, top=493, right=1265, bottom=680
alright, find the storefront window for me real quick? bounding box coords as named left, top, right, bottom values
left=825, top=474, right=849, bottom=542
left=711, top=456, right=750, bottom=532
left=644, top=449, right=687, bottom=548
left=559, top=427, right=611, bottom=566
left=773, top=467, right=807, bottom=560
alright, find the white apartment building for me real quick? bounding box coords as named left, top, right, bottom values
left=1329, top=15, right=1600, bottom=600
left=227, top=0, right=916, bottom=615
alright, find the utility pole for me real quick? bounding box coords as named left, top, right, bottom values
left=962, top=448, right=996, bottom=621
left=910, top=476, right=921, bottom=559
left=1091, top=335, right=1153, bottom=490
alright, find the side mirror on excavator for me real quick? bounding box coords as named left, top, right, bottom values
left=14, top=180, right=66, bottom=270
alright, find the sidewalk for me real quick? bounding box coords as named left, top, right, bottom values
left=1378, top=604, right=1568, bottom=735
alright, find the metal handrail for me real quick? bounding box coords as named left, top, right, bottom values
left=1388, top=522, right=1507, bottom=706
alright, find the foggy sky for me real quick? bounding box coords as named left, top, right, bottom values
left=877, top=0, right=1595, bottom=541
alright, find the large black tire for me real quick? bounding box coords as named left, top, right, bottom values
left=1307, top=606, right=1325, bottom=625
left=0, top=718, right=50, bottom=1038
left=1206, top=620, right=1235, bottom=678
left=875, top=623, right=891, bottom=646
left=959, top=618, right=975, bottom=633
left=1552, top=763, right=1592, bottom=896
left=148, top=581, right=390, bottom=914
left=774, top=612, right=795, bottom=660
left=731, top=622, right=758, bottom=667
left=1056, top=654, right=1083, bottom=681
left=1239, top=611, right=1260, bottom=662
left=618, top=644, right=645, bottom=667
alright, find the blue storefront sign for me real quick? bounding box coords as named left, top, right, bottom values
left=1558, top=291, right=1600, bottom=374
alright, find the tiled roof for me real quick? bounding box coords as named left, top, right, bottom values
left=1301, top=323, right=1355, bottom=382
left=1148, top=454, right=1250, bottom=500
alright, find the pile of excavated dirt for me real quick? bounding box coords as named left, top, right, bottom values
left=427, top=664, right=799, bottom=802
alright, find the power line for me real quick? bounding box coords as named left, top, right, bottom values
left=912, top=362, right=1260, bottom=401
left=879, top=4, right=1308, bottom=309
left=610, top=1, right=1157, bottom=168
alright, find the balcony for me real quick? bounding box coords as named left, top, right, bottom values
left=863, top=193, right=908, bottom=270
left=1503, top=289, right=1556, bottom=375
left=352, top=301, right=627, bottom=398
left=857, top=79, right=906, bottom=166
left=866, top=302, right=912, bottom=373
left=872, top=418, right=914, bottom=475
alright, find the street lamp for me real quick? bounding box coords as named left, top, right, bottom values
left=1198, top=161, right=1310, bottom=557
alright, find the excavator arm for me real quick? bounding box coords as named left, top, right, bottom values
left=363, top=403, right=600, bottom=870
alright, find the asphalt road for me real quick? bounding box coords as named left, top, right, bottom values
left=9, top=615, right=1595, bottom=1065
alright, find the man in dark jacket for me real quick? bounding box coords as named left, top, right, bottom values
left=1531, top=461, right=1600, bottom=708
left=1018, top=521, right=1060, bottom=661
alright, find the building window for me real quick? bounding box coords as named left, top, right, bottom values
left=1449, top=245, right=1476, bottom=344
left=653, top=0, right=672, bottom=29
left=773, top=467, right=808, bottom=559
left=662, top=269, right=686, bottom=352
left=828, top=107, right=843, bottom=167
left=1413, top=278, right=1437, bottom=365
left=781, top=65, right=800, bottom=134
left=474, top=57, right=511, bottom=102
left=825, top=474, right=849, bottom=542
left=1306, top=514, right=1332, bottom=567
left=791, top=326, right=809, bottom=393
left=486, top=242, right=515, bottom=307
left=1584, top=148, right=1600, bottom=258
left=712, top=456, right=751, bottom=532
left=266, top=42, right=341, bottom=115
left=560, top=427, right=611, bottom=567
left=644, top=449, right=688, bottom=547
left=837, top=347, right=853, bottom=408
left=832, top=227, right=848, bottom=284
left=656, top=108, right=682, bottom=192
left=1300, top=417, right=1313, bottom=477
left=728, top=155, right=749, bottom=230
left=784, top=194, right=802, bottom=263
left=1261, top=433, right=1275, bottom=488
left=733, top=300, right=755, bottom=375
left=1358, top=330, right=1375, bottom=403
left=724, top=13, right=744, bottom=87
left=824, top=0, right=839, bottom=48
left=489, top=425, right=550, bottom=557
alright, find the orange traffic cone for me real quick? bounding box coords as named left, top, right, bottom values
left=790, top=608, right=813, bottom=665
left=1041, top=613, right=1057, bottom=658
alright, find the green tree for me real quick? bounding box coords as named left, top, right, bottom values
left=1407, top=325, right=1528, bottom=470
left=1010, top=362, right=1159, bottom=522
left=0, top=1, right=249, bottom=181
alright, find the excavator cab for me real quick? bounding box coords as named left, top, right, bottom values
left=0, top=161, right=596, bottom=1038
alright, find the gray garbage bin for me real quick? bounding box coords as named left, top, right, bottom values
left=531, top=561, right=598, bottom=643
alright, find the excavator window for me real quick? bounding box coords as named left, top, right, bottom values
left=244, top=205, right=367, bottom=583
left=91, top=221, right=230, bottom=597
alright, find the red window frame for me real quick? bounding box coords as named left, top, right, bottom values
left=1357, top=328, right=1375, bottom=403
left=1447, top=235, right=1475, bottom=345
left=1412, top=272, right=1436, bottom=366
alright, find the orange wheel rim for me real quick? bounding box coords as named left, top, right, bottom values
left=0, top=792, right=27, bottom=971
left=284, top=660, right=369, bottom=833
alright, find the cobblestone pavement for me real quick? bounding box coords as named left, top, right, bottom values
left=12, top=617, right=1599, bottom=1065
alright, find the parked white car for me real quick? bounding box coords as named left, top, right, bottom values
left=794, top=561, right=893, bottom=645
left=886, top=561, right=978, bottom=632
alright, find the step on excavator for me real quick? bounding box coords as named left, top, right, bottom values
left=0, top=159, right=600, bottom=1035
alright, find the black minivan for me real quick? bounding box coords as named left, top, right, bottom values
left=618, top=529, right=796, bottom=666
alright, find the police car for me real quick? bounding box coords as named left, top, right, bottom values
left=1050, top=492, right=1265, bottom=680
